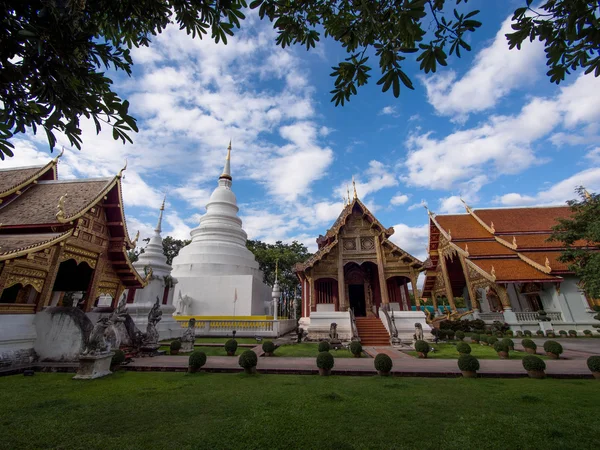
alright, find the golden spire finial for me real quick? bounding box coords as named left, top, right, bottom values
left=347, top=184, right=351, bottom=204
left=131, top=230, right=140, bottom=247
left=56, top=193, right=68, bottom=221
left=464, top=243, right=469, bottom=254
left=447, top=229, right=452, bottom=240
left=545, top=257, right=551, bottom=270
left=490, top=221, right=495, bottom=233
left=512, top=236, right=517, bottom=248
left=584, top=189, right=592, bottom=200
left=227, top=140, right=232, bottom=159
left=490, top=265, right=496, bottom=278
left=117, top=159, right=128, bottom=178
left=460, top=197, right=472, bottom=214
left=352, top=176, right=357, bottom=199
left=220, top=142, right=232, bottom=179
left=342, top=195, right=347, bottom=207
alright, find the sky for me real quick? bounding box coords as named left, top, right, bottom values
left=5, top=1, right=600, bottom=265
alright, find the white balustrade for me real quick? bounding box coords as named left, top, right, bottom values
left=174, top=318, right=297, bottom=337
left=478, top=312, right=505, bottom=322
left=515, top=311, right=564, bottom=323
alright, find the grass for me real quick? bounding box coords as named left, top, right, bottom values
left=408, top=343, right=549, bottom=360
left=158, top=346, right=248, bottom=356
left=160, top=337, right=260, bottom=344
left=0, top=373, right=598, bottom=449
left=272, top=343, right=364, bottom=358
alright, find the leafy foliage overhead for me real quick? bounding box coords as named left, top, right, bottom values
left=2, top=0, right=599, bottom=159
left=549, top=187, right=600, bottom=299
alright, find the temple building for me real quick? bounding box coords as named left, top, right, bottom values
left=295, top=184, right=429, bottom=344
left=422, top=201, right=599, bottom=332
left=125, top=197, right=181, bottom=339
left=0, top=153, right=148, bottom=366
left=171, top=144, right=272, bottom=317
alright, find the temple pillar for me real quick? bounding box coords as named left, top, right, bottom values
left=337, top=246, right=346, bottom=311
left=458, top=255, right=479, bottom=311
left=437, top=253, right=457, bottom=312
left=308, top=276, right=316, bottom=312
left=38, top=245, right=64, bottom=311
left=374, top=235, right=389, bottom=304
left=432, top=295, right=438, bottom=313
left=496, top=284, right=512, bottom=310
left=409, top=268, right=421, bottom=310
left=83, top=254, right=106, bottom=312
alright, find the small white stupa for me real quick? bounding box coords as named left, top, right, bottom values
left=171, top=143, right=272, bottom=316
left=129, top=197, right=182, bottom=339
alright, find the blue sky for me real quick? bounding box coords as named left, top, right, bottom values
left=6, top=1, right=600, bottom=262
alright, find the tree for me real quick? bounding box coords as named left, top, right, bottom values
left=2, top=0, right=599, bottom=159
left=549, top=187, right=600, bottom=299
left=162, top=236, right=191, bottom=265
left=246, top=239, right=312, bottom=301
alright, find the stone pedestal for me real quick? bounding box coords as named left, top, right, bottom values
left=73, top=352, right=114, bottom=380
left=181, top=341, right=194, bottom=353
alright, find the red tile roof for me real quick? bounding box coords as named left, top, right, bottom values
left=463, top=240, right=514, bottom=256
left=520, top=251, right=571, bottom=273
left=474, top=206, right=572, bottom=233
left=471, top=258, right=561, bottom=282
left=435, top=214, right=492, bottom=239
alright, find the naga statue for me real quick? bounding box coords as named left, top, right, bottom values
left=329, top=322, right=342, bottom=349
left=414, top=323, right=424, bottom=341
left=82, top=317, right=112, bottom=356
left=141, top=297, right=162, bottom=349
left=181, top=318, right=196, bottom=352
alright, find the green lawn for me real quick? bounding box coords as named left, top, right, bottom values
left=158, top=346, right=249, bottom=356
left=160, top=337, right=260, bottom=344
left=408, top=343, right=549, bottom=360
left=272, top=343, right=364, bottom=358
left=0, top=373, right=598, bottom=449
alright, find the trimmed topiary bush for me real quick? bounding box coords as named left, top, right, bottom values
left=318, top=341, right=330, bottom=352
left=494, top=341, right=509, bottom=358
left=535, top=329, right=544, bottom=336
left=543, top=340, right=563, bottom=358
left=505, top=330, right=514, bottom=337
left=558, top=330, right=568, bottom=337
left=473, top=328, right=485, bottom=335
left=414, top=340, right=430, bottom=358
left=546, top=330, right=556, bottom=338
left=224, top=339, right=238, bottom=355
left=262, top=340, right=276, bottom=356
left=316, top=351, right=334, bottom=375
left=587, top=356, right=600, bottom=378
left=568, top=330, right=577, bottom=337
left=515, top=330, right=523, bottom=338
left=239, top=350, right=258, bottom=373
left=438, top=329, right=447, bottom=340
left=349, top=341, right=363, bottom=357
left=584, top=329, right=592, bottom=336
left=188, top=351, right=207, bottom=373
left=457, top=354, right=480, bottom=376
left=522, top=355, right=546, bottom=378
left=522, top=338, right=537, bottom=354
left=374, top=353, right=393, bottom=375
left=480, top=335, right=488, bottom=345
left=446, top=329, right=455, bottom=340
left=455, top=330, right=465, bottom=341
left=502, top=338, right=515, bottom=351
left=523, top=330, right=532, bottom=337
left=471, top=333, right=480, bottom=343
left=111, top=349, right=125, bottom=368
left=456, top=342, right=471, bottom=354
left=487, top=336, right=498, bottom=346
left=170, top=340, right=182, bottom=354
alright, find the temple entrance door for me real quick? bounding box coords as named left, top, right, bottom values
left=349, top=284, right=366, bottom=317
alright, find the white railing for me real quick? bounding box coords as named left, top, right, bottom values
left=175, top=318, right=297, bottom=337
left=515, top=311, right=563, bottom=322
left=349, top=308, right=360, bottom=341
left=479, top=312, right=505, bottom=322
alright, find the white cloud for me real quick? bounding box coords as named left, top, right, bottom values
left=379, top=106, right=398, bottom=116
left=390, top=193, right=409, bottom=206
left=389, top=224, right=429, bottom=262
left=336, top=160, right=398, bottom=200
left=438, top=196, right=466, bottom=214
left=408, top=200, right=427, bottom=211
left=422, top=15, right=544, bottom=119
left=494, top=167, right=600, bottom=206
left=586, top=147, right=600, bottom=164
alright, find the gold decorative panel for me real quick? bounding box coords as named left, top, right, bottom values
left=360, top=237, right=374, bottom=251
left=343, top=238, right=357, bottom=251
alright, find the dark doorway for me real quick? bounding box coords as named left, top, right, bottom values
left=349, top=284, right=366, bottom=317
left=53, top=260, right=94, bottom=292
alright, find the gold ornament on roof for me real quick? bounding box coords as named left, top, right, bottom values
left=545, top=257, right=551, bottom=270
left=512, top=236, right=517, bottom=248
left=53, top=147, right=65, bottom=162
left=352, top=176, right=357, bottom=199
left=56, top=193, right=68, bottom=221
left=584, top=189, right=592, bottom=200
left=490, top=265, right=496, bottom=278
left=447, top=229, right=452, bottom=240
left=347, top=184, right=351, bottom=204
left=131, top=230, right=140, bottom=247
left=460, top=197, right=472, bottom=214
left=464, top=243, right=469, bottom=253
left=490, top=221, right=495, bottom=233
left=118, top=159, right=128, bottom=178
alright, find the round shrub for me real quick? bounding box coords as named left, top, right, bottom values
left=456, top=342, right=471, bottom=354
left=522, top=338, right=537, bottom=350
left=568, top=330, right=577, bottom=337
left=587, top=355, right=600, bottom=373
left=458, top=354, right=480, bottom=372
left=438, top=329, right=447, bottom=340
left=584, top=329, right=592, bottom=336
left=455, top=330, right=465, bottom=341
left=471, top=333, right=480, bottom=343
left=262, top=340, right=275, bottom=354
left=224, top=339, right=238, bottom=354
left=189, top=351, right=207, bottom=369
left=349, top=341, right=363, bottom=356
left=523, top=330, right=532, bottom=337
left=502, top=338, right=514, bottom=349
left=474, top=328, right=485, bottom=335
left=316, top=351, right=334, bottom=370
left=495, top=331, right=504, bottom=338
left=374, top=354, right=393, bottom=373
left=238, top=350, right=258, bottom=369
left=558, top=330, right=567, bottom=337
left=414, top=340, right=430, bottom=354
left=494, top=341, right=509, bottom=353
left=485, top=330, right=492, bottom=336
left=446, top=330, right=456, bottom=340
left=170, top=340, right=182, bottom=351
left=546, top=330, right=556, bottom=338
left=535, top=330, right=544, bottom=336
left=515, top=330, right=523, bottom=338
left=487, top=336, right=498, bottom=346
left=505, top=330, right=514, bottom=337
left=480, top=335, right=488, bottom=345
left=522, top=355, right=546, bottom=372
left=111, top=349, right=125, bottom=367
left=318, top=341, right=331, bottom=352
left=543, top=340, right=563, bottom=355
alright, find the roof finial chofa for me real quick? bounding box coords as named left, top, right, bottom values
left=56, top=193, right=68, bottom=222
left=352, top=176, right=357, bottom=199
left=584, top=189, right=592, bottom=200
left=460, top=197, right=472, bottom=214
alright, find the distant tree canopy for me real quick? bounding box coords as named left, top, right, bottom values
left=549, top=187, right=600, bottom=299
left=246, top=239, right=312, bottom=299
left=2, top=0, right=599, bottom=159
left=126, top=235, right=190, bottom=265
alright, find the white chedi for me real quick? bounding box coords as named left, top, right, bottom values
left=171, top=143, right=272, bottom=316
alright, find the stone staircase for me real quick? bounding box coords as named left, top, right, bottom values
left=354, top=317, right=390, bottom=346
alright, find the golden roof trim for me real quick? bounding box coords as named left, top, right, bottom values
left=516, top=252, right=552, bottom=274
left=0, top=159, right=58, bottom=199
left=0, top=229, right=73, bottom=261
left=465, top=258, right=497, bottom=283
left=460, top=199, right=495, bottom=235
left=494, top=235, right=518, bottom=251
left=56, top=177, right=117, bottom=224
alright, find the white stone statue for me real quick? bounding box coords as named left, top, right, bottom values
left=181, top=318, right=196, bottom=352
left=177, top=291, right=193, bottom=316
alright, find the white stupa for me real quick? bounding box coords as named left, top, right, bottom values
left=128, top=197, right=182, bottom=339
left=171, top=143, right=272, bottom=316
